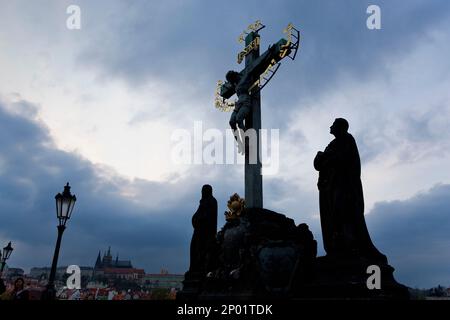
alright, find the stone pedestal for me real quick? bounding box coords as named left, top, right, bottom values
left=177, top=271, right=203, bottom=301
left=293, top=255, right=409, bottom=300
left=178, top=207, right=317, bottom=300
left=177, top=207, right=409, bottom=301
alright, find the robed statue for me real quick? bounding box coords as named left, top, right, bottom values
left=314, top=118, right=385, bottom=261
left=189, top=184, right=218, bottom=275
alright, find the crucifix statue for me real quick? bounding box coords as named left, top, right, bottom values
left=215, top=21, right=300, bottom=208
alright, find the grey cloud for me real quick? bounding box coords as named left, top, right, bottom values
left=0, top=99, right=215, bottom=272
left=0, top=98, right=252, bottom=273
left=367, top=184, right=450, bottom=288
left=76, top=1, right=450, bottom=108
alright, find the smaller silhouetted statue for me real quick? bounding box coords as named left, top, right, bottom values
left=189, top=184, right=218, bottom=276
left=314, top=118, right=385, bottom=261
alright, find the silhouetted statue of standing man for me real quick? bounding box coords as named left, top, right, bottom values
left=189, top=184, right=218, bottom=275
left=314, top=118, right=385, bottom=261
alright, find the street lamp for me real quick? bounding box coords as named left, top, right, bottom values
left=45, top=182, right=77, bottom=299
left=0, top=242, right=14, bottom=274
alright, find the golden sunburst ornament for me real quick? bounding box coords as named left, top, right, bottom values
left=214, top=80, right=235, bottom=112
left=225, top=193, right=246, bottom=221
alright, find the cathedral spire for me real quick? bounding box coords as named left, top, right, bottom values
left=95, top=250, right=102, bottom=269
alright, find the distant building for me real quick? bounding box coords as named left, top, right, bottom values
left=141, top=272, right=184, bottom=290
left=29, top=266, right=93, bottom=280
left=102, top=268, right=145, bottom=281
left=86, top=281, right=108, bottom=289
left=3, top=267, right=24, bottom=279
left=94, top=247, right=133, bottom=271
left=93, top=247, right=145, bottom=282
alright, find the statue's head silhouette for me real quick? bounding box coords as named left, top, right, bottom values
left=226, top=70, right=240, bottom=85
left=201, top=184, right=213, bottom=199
left=330, top=118, right=349, bottom=137
left=297, top=223, right=310, bottom=232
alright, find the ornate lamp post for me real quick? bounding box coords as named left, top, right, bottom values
left=45, top=183, right=77, bottom=299
left=0, top=242, right=14, bottom=274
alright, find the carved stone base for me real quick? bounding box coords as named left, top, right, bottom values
left=177, top=271, right=204, bottom=301
left=292, top=255, right=410, bottom=300
left=177, top=207, right=410, bottom=301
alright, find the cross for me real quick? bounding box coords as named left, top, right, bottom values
left=216, top=22, right=299, bottom=209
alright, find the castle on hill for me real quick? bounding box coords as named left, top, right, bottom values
left=93, top=247, right=145, bottom=281
left=94, top=247, right=133, bottom=270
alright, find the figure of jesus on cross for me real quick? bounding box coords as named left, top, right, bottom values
left=216, top=21, right=300, bottom=208
left=225, top=69, right=252, bottom=154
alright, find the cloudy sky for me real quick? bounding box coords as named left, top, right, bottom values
left=0, top=0, right=449, bottom=288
